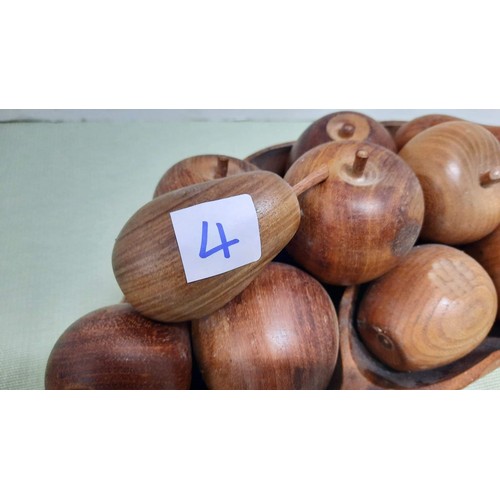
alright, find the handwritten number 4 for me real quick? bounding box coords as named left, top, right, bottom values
left=199, top=221, right=240, bottom=259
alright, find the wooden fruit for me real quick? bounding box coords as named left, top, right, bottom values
left=192, top=262, right=339, bottom=390
left=284, top=141, right=425, bottom=285
left=399, top=121, right=500, bottom=245
left=244, top=141, right=294, bottom=177
left=288, top=111, right=396, bottom=167
left=357, top=245, right=498, bottom=372
left=153, top=155, right=258, bottom=198
left=45, top=304, right=192, bottom=390
left=113, top=170, right=329, bottom=323
left=465, top=224, right=500, bottom=320
left=334, top=286, right=500, bottom=390
left=395, top=114, right=500, bottom=150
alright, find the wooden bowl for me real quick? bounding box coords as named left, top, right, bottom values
left=244, top=141, right=295, bottom=177
left=332, top=286, right=500, bottom=390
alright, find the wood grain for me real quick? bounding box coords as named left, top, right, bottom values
left=381, top=120, right=408, bottom=139
left=399, top=121, right=500, bottom=245
left=45, top=304, right=192, bottom=390
left=192, top=262, right=339, bottom=390
left=357, top=245, right=498, bottom=372
left=289, top=111, right=396, bottom=167
left=284, top=141, right=424, bottom=285
left=465, top=225, right=500, bottom=320
left=244, top=142, right=294, bottom=177
left=395, top=114, right=500, bottom=150
left=154, top=155, right=259, bottom=198
left=113, top=171, right=301, bottom=322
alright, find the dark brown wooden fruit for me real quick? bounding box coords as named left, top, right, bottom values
left=244, top=141, right=294, bottom=177
left=357, top=245, right=498, bottom=372
left=45, top=304, right=192, bottom=390
left=113, top=171, right=302, bottom=323
left=153, top=155, right=259, bottom=198
left=399, top=121, right=500, bottom=245
left=395, top=114, right=500, bottom=150
left=334, top=286, right=500, bottom=390
left=284, top=141, right=424, bottom=285
left=288, top=111, right=396, bottom=167
left=465, top=225, right=500, bottom=320
left=192, top=262, right=339, bottom=390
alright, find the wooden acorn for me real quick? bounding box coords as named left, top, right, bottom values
left=357, top=245, right=498, bottom=372
left=45, top=304, right=192, bottom=390
left=395, top=114, right=500, bottom=151
left=284, top=141, right=425, bottom=286
left=113, top=169, right=329, bottom=323
left=153, top=155, right=259, bottom=198
left=192, top=262, right=339, bottom=390
left=288, top=111, right=396, bottom=167
left=465, top=224, right=500, bottom=320
left=244, top=141, right=294, bottom=177
left=399, top=121, right=500, bottom=245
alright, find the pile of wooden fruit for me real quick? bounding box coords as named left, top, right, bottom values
left=45, top=112, right=500, bottom=390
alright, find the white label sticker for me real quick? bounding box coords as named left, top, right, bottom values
left=170, top=194, right=262, bottom=283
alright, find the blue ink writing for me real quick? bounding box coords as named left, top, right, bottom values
left=199, top=221, right=240, bottom=259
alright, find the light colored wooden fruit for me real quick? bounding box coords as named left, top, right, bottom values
left=113, top=171, right=301, bottom=323
left=284, top=141, right=424, bottom=285
left=465, top=224, right=500, bottom=320
left=192, top=262, right=339, bottom=390
left=357, top=245, right=498, bottom=372
left=399, top=121, right=500, bottom=245
left=45, top=304, right=192, bottom=390
left=154, top=155, right=259, bottom=198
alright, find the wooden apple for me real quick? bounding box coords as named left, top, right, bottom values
left=45, top=304, right=192, bottom=389
left=113, top=169, right=329, bottom=323
left=399, top=121, right=500, bottom=245
left=192, top=262, right=339, bottom=390
left=288, top=111, right=396, bottom=167
left=357, top=245, right=498, bottom=372
left=465, top=224, right=500, bottom=320
left=284, top=141, right=425, bottom=285
left=395, top=114, right=500, bottom=150
left=154, top=155, right=258, bottom=198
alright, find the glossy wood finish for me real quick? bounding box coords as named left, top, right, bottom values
left=284, top=141, right=424, bottom=285
left=465, top=225, right=500, bottom=320
left=154, top=155, right=259, bottom=198
left=113, top=171, right=301, bottom=323
left=335, top=286, right=500, bottom=390
left=244, top=141, right=294, bottom=177
left=45, top=304, right=192, bottom=390
left=192, top=263, right=339, bottom=390
left=399, top=121, right=500, bottom=245
left=357, top=245, right=498, bottom=372
left=395, top=114, right=500, bottom=150
left=289, top=111, right=396, bottom=167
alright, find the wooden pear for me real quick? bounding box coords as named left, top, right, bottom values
left=113, top=170, right=328, bottom=323
left=288, top=111, right=396, bottom=167
left=357, top=245, right=498, bottom=372
left=465, top=224, right=500, bottom=320
left=284, top=141, right=425, bottom=286
left=45, top=304, right=192, bottom=390
left=399, top=121, right=500, bottom=245
left=395, top=114, right=500, bottom=150
left=154, top=155, right=259, bottom=198
left=192, top=263, right=339, bottom=390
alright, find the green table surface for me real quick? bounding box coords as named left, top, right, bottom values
left=0, top=121, right=498, bottom=389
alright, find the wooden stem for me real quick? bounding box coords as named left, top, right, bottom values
left=292, top=165, right=330, bottom=196
left=480, top=168, right=500, bottom=187
left=338, top=123, right=355, bottom=139
left=351, top=150, right=369, bottom=177
left=215, top=157, right=229, bottom=178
